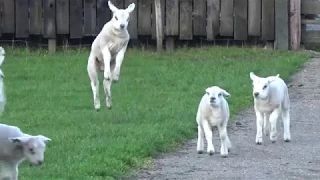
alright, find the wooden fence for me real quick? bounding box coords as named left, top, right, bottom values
left=301, top=0, right=320, bottom=45
left=0, top=0, right=295, bottom=52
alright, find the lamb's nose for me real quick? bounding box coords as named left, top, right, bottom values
left=254, top=92, right=259, bottom=97
left=120, top=24, right=125, bottom=29
left=210, top=97, right=216, bottom=101
left=37, top=160, right=43, bottom=165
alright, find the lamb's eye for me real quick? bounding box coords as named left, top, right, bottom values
left=29, top=148, right=35, bottom=155
left=218, top=93, right=222, bottom=96
left=115, top=16, right=118, bottom=20
left=263, top=85, right=268, bottom=89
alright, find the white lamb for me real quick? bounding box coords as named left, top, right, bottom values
left=87, top=1, right=135, bottom=111
left=0, top=47, right=6, bottom=114
left=0, top=123, right=51, bottom=180
left=249, top=72, right=291, bottom=145
left=196, top=86, right=232, bottom=157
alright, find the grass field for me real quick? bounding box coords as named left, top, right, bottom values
left=0, top=46, right=309, bottom=179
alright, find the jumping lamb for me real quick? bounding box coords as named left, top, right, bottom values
left=87, top=0, right=135, bottom=111
left=0, top=47, right=6, bottom=114
left=0, top=123, right=51, bottom=180
left=196, top=86, right=232, bottom=157
left=249, top=72, right=291, bottom=145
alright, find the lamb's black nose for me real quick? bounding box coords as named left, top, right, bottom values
left=210, top=97, right=216, bottom=101
left=120, top=24, right=125, bottom=29
left=254, top=92, right=259, bottom=97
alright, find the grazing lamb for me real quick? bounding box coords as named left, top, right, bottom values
left=0, top=123, right=51, bottom=180
left=87, top=0, right=135, bottom=111
left=196, top=86, right=232, bottom=157
left=0, top=47, right=6, bottom=114
left=249, top=72, right=291, bottom=145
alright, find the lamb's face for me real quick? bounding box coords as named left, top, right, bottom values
left=108, top=1, right=135, bottom=31
left=205, top=86, right=230, bottom=108
left=250, top=72, right=271, bottom=100
left=10, top=135, right=51, bottom=166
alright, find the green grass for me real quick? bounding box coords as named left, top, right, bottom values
left=0, top=46, right=309, bottom=179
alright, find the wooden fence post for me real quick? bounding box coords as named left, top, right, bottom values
left=275, top=0, right=289, bottom=50
left=290, top=0, right=301, bottom=50
left=155, top=0, right=163, bottom=52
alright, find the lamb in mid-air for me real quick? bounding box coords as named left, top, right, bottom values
left=249, top=72, right=291, bottom=145
left=196, top=86, right=232, bottom=157
left=0, top=123, right=51, bottom=180
left=87, top=1, right=136, bottom=111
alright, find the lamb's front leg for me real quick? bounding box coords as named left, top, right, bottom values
left=196, top=124, right=205, bottom=154
left=218, top=124, right=229, bottom=157
left=202, top=120, right=215, bottom=155
left=255, top=110, right=264, bottom=145
left=263, top=114, right=270, bottom=136
left=102, top=47, right=113, bottom=109
left=112, top=43, right=128, bottom=82
left=269, top=108, right=281, bottom=143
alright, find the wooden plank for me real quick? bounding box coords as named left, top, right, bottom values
left=2, top=0, right=15, bottom=33
left=151, top=0, right=164, bottom=39
left=29, top=0, right=43, bottom=35
left=207, top=0, right=220, bottom=40
left=248, top=0, right=261, bottom=36
left=301, top=0, right=320, bottom=14
left=43, top=0, right=56, bottom=38
left=179, top=0, right=193, bottom=40
left=70, top=0, right=83, bottom=38
left=261, top=0, right=275, bottom=40
left=125, top=0, right=138, bottom=39
left=15, top=0, right=29, bottom=38
left=138, top=0, right=152, bottom=35
left=234, top=0, right=248, bottom=40
left=193, top=0, right=206, bottom=36
left=155, top=0, right=163, bottom=52
left=301, top=19, right=320, bottom=24
left=113, top=0, right=124, bottom=9
left=166, top=0, right=179, bottom=36
left=48, top=39, right=56, bottom=53
left=220, top=0, right=234, bottom=36
left=84, top=0, right=97, bottom=36
left=97, top=0, right=111, bottom=33
left=275, top=0, right=289, bottom=50
left=56, top=0, right=69, bottom=34
left=290, top=0, right=301, bottom=50
left=302, top=31, right=320, bottom=43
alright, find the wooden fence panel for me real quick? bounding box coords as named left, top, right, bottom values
left=56, top=0, right=69, bottom=34
left=275, top=0, right=289, bottom=50
left=70, top=0, right=83, bottom=38
left=138, top=0, right=152, bottom=35
left=166, top=0, right=179, bottom=36
left=43, top=0, right=56, bottom=38
left=220, top=0, right=234, bottom=36
left=125, top=0, right=138, bottom=39
left=234, top=0, right=248, bottom=40
left=180, top=0, right=193, bottom=40
left=152, top=0, right=164, bottom=39
left=2, top=0, right=15, bottom=34
left=193, top=0, right=206, bottom=36
left=207, top=0, right=220, bottom=40
left=301, top=0, right=320, bottom=14
left=113, top=0, right=124, bottom=8
left=84, top=0, right=97, bottom=36
left=261, top=0, right=275, bottom=40
left=96, top=0, right=111, bottom=33
left=248, top=0, right=261, bottom=36
left=15, top=0, right=29, bottom=38
left=29, top=0, right=42, bottom=35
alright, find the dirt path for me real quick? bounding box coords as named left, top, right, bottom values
left=127, top=57, right=320, bottom=180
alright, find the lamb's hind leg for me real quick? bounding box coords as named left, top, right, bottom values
left=87, top=54, right=100, bottom=111
left=282, top=109, right=291, bottom=142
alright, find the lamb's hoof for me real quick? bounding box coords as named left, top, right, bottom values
left=221, top=155, right=228, bottom=158
left=197, top=150, right=203, bottom=154
left=107, top=106, right=112, bottom=110
left=284, top=139, right=290, bottom=142
left=95, top=108, right=100, bottom=112
left=272, top=140, right=276, bottom=143
left=256, top=142, right=262, bottom=145
left=228, top=149, right=231, bottom=152
left=208, top=150, right=215, bottom=156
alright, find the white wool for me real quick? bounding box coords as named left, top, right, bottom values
left=87, top=1, right=135, bottom=110
left=0, top=123, right=51, bottom=180
left=0, top=46, right=6, bottom=114
left=250, top=72, right=291, bottom=145
left=196, top=86, right=232, bottom=157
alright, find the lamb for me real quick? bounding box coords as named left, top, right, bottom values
left=196, top=86, right=232, bottom=157
left=0, top=123, right=51, bottom=180
left=87, top=1, right=135, bottom=111
left=0, top=47, right=6, bottom=114
left=249, top=72, right=291, bottom=145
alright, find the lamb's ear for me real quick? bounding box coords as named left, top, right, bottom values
left=36, top=135, right=52, bottom=144
left=9, top=136, right=30, bottom=144
left=221, top=89, right=231, bottom=97
left=126, top=3, right=135, bottom=13
left=249, top=72, right=258, bottom=81
left=276, top=74, right=280, bottom=78
left=108, top=1, right=119, bottom=13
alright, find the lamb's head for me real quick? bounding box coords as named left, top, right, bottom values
left=250, top=72, right=279, bottom=100
left=108, top=0, right=135, bottom=31
left=205, top=86, right=230, bottom=108
left=9, top=135, right=51, bottom=166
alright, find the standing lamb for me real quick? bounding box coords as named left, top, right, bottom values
left=249, top=72, right=291, bottom=145
left=87, top=1, right=135, bottom=111
left=0, top=123, right=51, bottom=180
left=0, top=47, right=6, bottom=114
left=196, top=86, right=232, bottom=157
